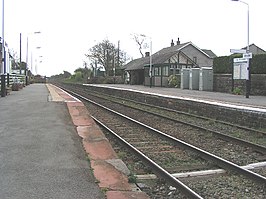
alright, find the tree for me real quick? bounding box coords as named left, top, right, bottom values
left=19, top=62, right=27, bottom=70
left=9, top=49, right=19, bottom=70
left=74, top=66, right=91, bottom=81
left=131, top=33, right=149, bottom=58
left=85, top=39, right=128, bottom=76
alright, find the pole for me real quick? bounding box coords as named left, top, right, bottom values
left=149, top=38, right=152, bottom=88
left=26, top=36, right=29, bottom=74
left=1, top=74, right=6, bottom=97
left=25, top=37, right=29, bottom=85
left=19, top=33, right=22, bottom=74
left=1, top=0, right=5, bottom=74
left=245, top=2, right=250, bottom=98
left=231, top=0, right=250, bottom=98
left=117, top=40, right=120, bottom=65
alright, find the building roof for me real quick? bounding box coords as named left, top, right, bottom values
left=242, top=43, right=266, bottom=54
left=122, top=56, right=150, bottom=70
left=154, top=42, right=190, bottom=55
left=148, top=51, right=177, bottom=65
left=202, top=49, right=217, bottom=58
left=123, top=41, right=216, bottom=71
left=123, top=51, right=178, bottom=71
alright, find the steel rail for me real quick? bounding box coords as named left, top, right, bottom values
left=76, top=87, right=266, bottom=154
left=58, top=85, right=266, bottom=185
left=82, top=85, right=266, bottom=136
left=122, top=102, right=266, bottom=154
left=78, top=87, right=266, bottom=153
left=92, top=116, right=203, bottom=199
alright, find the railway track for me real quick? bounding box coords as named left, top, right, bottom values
left=56, top=83, right=266, bottom=198
left=63, top=83, right=266, bottom=155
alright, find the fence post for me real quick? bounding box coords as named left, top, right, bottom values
left=1, top=74, right=6, bottom=97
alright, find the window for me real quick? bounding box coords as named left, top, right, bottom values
left=162, top=66, right=169, bottom=76
left=193, top=57, right=197, bottom=63
left=170, top=64, right=175, bottom=69
left=154, top=67, right=161, bottom=76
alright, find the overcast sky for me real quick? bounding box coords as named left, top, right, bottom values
left=1, top=0, right=266, bottom=76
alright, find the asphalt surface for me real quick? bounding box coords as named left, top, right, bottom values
left=0, top=84, right=104, bottom=199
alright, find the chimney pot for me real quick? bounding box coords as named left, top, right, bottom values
left=145, top=52, right=150, bottom=57
left=177, top=38, right=180, bottom=45
left=171, top=39, right=174, bottom=47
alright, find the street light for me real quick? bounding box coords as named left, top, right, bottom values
left=24, top=31, right=41, bottom=84
left=26, top=31, right=41, bottom=72
left=231, top=0, right=250, bottom=98
left=19, top=32, right=41, bottom=75
left=149, top=38, right=152, bottom=88
left=1, top=0, right=5, bottom=74
left=141, top=34, right=152, bottom=88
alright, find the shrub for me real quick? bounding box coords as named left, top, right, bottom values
left=233, top=87, right=242, bottom=95
left=168, top=75, right=179, bottom=87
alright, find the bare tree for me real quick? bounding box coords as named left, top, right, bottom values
left=131, top=33, right=149, bottom=58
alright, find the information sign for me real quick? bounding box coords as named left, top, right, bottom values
left=233, top=58, right=248, bottom=80
left=243, top=53, right=252, bottom=59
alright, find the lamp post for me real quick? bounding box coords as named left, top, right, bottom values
left=231, top=0, right=250, bottom=98
left=1, top=0, right=5, bottom=74
left=26, top=31, right=41, bottom=71
left=149, top=38, right=152, bottom=88
left=141, top=34, right=152, bottom=88
left=25, top=31, right=41, bottom=84
left=1, top=0, right=6, bottom=97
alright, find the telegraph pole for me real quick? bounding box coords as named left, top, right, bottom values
left=20, top=33, right=22, bottom=74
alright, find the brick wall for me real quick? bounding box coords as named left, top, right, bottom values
left=83, top=84, right=266, bottom=128
left=214, top=74, right=266, bottom=96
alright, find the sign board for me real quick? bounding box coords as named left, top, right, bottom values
left=243, top=53, right=252, bottom=59
left=230, top=49, right=246, bottom=54
left=234, top=58, right=248, bottom=62
left=233, top=58, right=248, bottom=80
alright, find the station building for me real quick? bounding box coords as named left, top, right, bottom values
left=122, top=38, right=216, bottom=87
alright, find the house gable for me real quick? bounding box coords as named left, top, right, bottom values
left=180, top=43, right=214, bottom=67
left=168, top=52, right=195, bottom=67
left=242, top=44, right=266, bottom=54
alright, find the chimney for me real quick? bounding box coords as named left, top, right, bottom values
left=171, top=39, right=174, bottom=47
left=177, top=37, right=180, bottom=45
left=145, top=52, right=150, bottom=57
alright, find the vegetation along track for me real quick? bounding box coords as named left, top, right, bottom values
left=57, top=83, right=266, bottom=198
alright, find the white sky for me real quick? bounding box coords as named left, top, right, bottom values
left=1, top=0, right=266, bottom=76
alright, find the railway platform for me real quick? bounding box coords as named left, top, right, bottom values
left=89, top=84, right=266, bottom=111
left=0, top=84, right=149, bottom=199
left=83, top=83, right=266, bottom=128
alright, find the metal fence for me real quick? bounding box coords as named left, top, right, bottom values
left=0, top=74, right=26, bottom=97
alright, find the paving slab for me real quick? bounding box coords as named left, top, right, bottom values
left=0, top=84, right=104, bottom=199
left=48, top=84, right=150, bottom=199
left=106, top=191, right=150, bottom=199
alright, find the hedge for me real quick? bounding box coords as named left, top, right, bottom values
left=213, top=54, right=266, bottom=74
